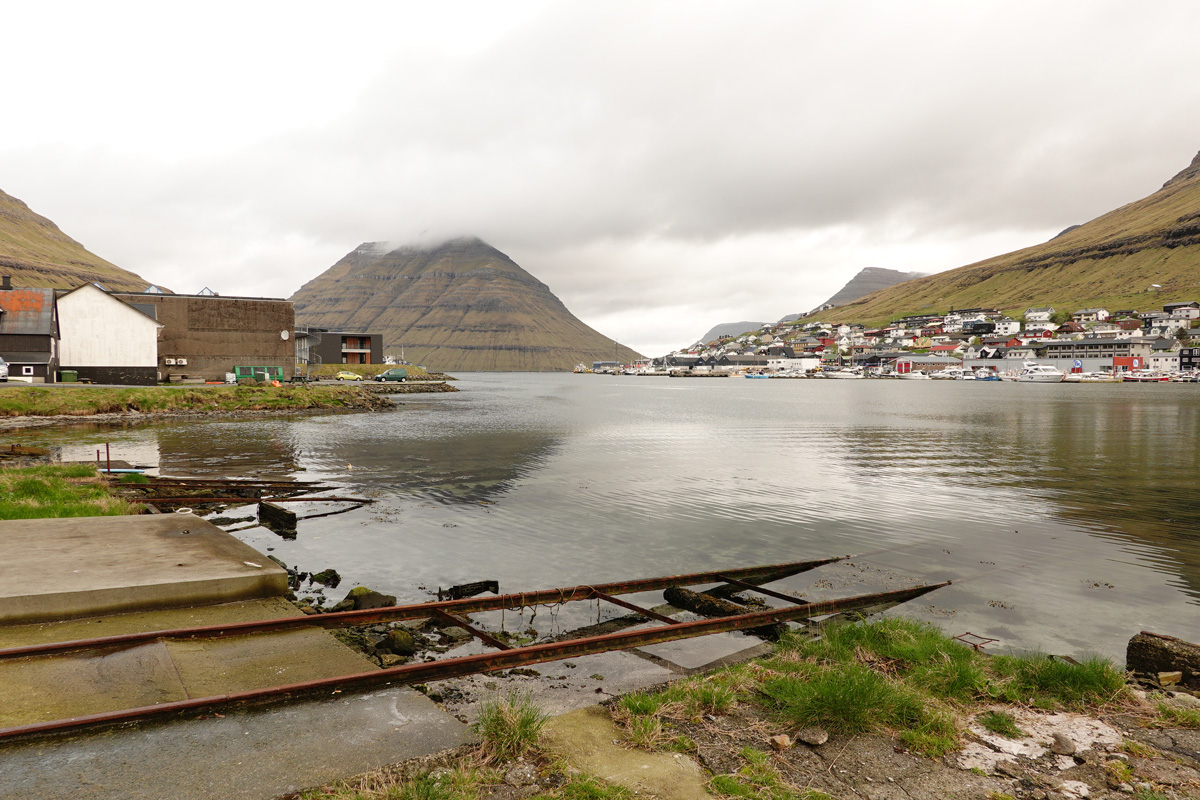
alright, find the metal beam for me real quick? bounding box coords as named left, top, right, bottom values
left=0, top=558, right=844, bottom=661
left=0, top=581, right=948, bottom=741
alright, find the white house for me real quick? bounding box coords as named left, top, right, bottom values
left=1071, top=308, right=1110, bottom=323
left=993, top=318, right=1021, bottom=336
left=57, top=284, right=163, bottom=385
left=1164, top=301, right=1200, bottom=320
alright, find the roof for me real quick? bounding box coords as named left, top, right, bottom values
left=1025, top=306, right=1054, bottom=313
left=0, top=288, right=57, bottom=336
left=57, top=283, right=162, bottom=325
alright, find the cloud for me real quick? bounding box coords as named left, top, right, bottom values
left=3, top=1, right=1200, bottom=355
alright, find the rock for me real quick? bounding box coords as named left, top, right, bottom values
left=504, top=762, right=538, bottom=787
left=1127, top=631, right=1200, bottom=686
left=329, top=585, right=398, bottom=612
left=995, top=760, right=1025, bottom=779
left=1051, top=733, right=1077, bottom=756
left=1158, top=671, right=1183, bottom=686
left=386, top=629, right=419, bottom=656
left=379, top=653, right=407, bottom=667
left=796, top=727, right=829, bottom=746
left=1170, top=691, right=1200, bottom=707
left=769, top=734, right=792, bottom=751
left=310, top=568, right=342, bottom=588
left=441, top=626, right=472, bottom=643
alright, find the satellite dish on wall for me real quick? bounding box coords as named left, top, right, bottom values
left=281, top=330, right=290, bottom=340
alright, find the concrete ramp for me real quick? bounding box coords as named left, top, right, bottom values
left=0, top=515, right=288, bottom=623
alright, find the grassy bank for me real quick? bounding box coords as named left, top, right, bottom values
left=0, top=464, right=141, bottom=519
left=0, top=384, right=391, bottom=418
left=311, top=363, right=454, bottom=380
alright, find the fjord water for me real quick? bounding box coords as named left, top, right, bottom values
left=36, top=374, right=1200, bottom=661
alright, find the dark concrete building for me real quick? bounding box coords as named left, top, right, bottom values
left=112, top=292, right=295, bottom=382
left=309, top=330, right=383, bottom=365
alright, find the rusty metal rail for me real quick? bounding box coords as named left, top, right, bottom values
left=0, top=558, right=843, bottom=661
left=0, top=580, right=948, bottom=741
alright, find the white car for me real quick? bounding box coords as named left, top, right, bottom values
left=0, top=356, right=8, bottom=382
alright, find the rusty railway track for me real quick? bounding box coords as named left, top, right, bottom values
left=0, top=559, right=949, bottom=741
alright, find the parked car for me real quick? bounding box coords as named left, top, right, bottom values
left=375, top=368, right=408, bottom=382
left=333, top=370, right=363, bottom=381
left=0, top=356, right=7, bottom=382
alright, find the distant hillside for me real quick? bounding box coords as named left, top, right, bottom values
left=818, top=149, right=1200, bottom=326
left=0, top=188, right=156, bottom=291
left=696, top=321, right=768, bottom=344
left=778, top=267, right=926, bottom=322
left=290, top=237, right=642, bottom=371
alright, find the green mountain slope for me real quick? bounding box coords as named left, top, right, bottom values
left=290, top=238, right=642, bottom=371
left=822, top=150, right=1200, bottom=325
left=0, top=188, right=156, bottom=291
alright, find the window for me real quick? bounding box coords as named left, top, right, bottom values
left=22, top=366, right=33, bottom=375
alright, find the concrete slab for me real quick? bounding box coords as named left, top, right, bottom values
left=543, top=705, right=711, bottom=800
left=0, top=515, right=288, bottom=623
left=0, top=687, right=471, bottom=800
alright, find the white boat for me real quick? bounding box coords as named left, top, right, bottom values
left=823, top=368, right=865, bottom=379
left=933, top=367, right=975, bottom=380
left=896, top=370, right=931, bottom=380
left=1014, top=361, right=1065, bottom=383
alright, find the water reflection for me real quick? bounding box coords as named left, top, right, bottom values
left=5, top=376, right=1199, bottom=660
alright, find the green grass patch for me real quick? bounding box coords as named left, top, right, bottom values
left=0, top=385, right=384, bottom=418
left=978, top=710, right=1024, bottom=739
left=710, top=748, right=833, bottom=800
left=1153, top=701, right=1200, bottom=728
left=472, top=691, right=549, bottom=763
left=0, top=465, right=141, bottom=519
left=531, top=773, right=636, bottom=800
left=987, top=653, right=1126, bottom=708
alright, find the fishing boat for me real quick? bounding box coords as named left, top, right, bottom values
left=1122, top=370, right=1170, bottom=382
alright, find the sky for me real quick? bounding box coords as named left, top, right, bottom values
left=4, top=1, right=1200, bottom=357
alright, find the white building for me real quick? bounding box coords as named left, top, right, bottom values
left=57, top=284, right=163, bottom=385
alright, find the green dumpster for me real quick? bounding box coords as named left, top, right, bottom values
left=60, top=370, right=78, bottom=383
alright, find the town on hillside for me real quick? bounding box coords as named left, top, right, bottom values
left=583, top=301, right=1200, bottom=382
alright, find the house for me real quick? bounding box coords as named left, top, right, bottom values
left=56, top=283, right=163, bottom=385
left=1071, top=308, right=1110, bottom=323
left=1024, top=307, right=1057, bottom=334
left=1036, top=337, right=1155, bottom=361
left=1180, top=347, right=1200, bottom=372
left=930, top=343, right=965, bottom=356
left=112, top=290, right=295, bottom=382
left=992, top=318, right=1021, bottom=336
left=1164, top=301, right=1200, bottom=320
left=1055, top=321, right=1088, bottom=336
left=0, top=278, right=59, bottom=382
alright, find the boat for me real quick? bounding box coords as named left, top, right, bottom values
left=1014, top=361, right=1065, bottom=383
left=1078, top=372, right=1122, bottom=383
left=933, top=367, right=974, bottom=380
left=823, top=368, right=865, bottom=379
left=973, top=368, right=1000, bottom=381
left=1122, top=370, right=1169, bottom=382
left=896, top=370, right=931, bottom=380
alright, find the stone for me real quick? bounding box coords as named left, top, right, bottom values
left=310, top=568, right=342, bottom=588
left=504, top=762, right=538, bottom=787
left=441, top=626, right=472, bottom=642
left=1051, top=733, right=1077, bottom=756
left=796, top=727, right=829, bottom=746
left=1158, top=671, right=1183, bottom=686
left=386, top=629, right=419, bottom=656
left=1170, top=691, right=1200, bottom=707
left=769, top=734, right=792, bottom=751
left=995, top=760, right=1025, bottom=779
left=380, top=653, right=407, bottom=667
left=1127, top=632, right=1200, bottom=685
left=330, top=585, right=398, bottom=612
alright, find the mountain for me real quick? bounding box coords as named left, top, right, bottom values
left=820, top=149, right=1200, bottom=326
left=695, top=321, right=768, bottom=344
left=0, top=188, right=156, bottom=291
left=289, top=237, right=642, bottom=371
left=777, top=268, right=927, bottom=322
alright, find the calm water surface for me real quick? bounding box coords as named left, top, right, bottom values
left=19, top=374, right=1200, bottom=662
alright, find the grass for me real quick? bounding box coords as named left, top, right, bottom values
left=0, top=385, right=384, bottom=418
left=978, top=710, right=1024, bottom=739
left=1152, top=701, right=1200, bottom=728
left=709, top=748, right=834, bottom=800
left=472, top=691, right=550, bottom=763
left=614, top=617, right=1130, bottom=760
left=0, top=464, right=141, bottom=519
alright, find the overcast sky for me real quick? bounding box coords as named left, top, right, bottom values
left=4, top=1, right=1200, bottom=356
